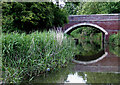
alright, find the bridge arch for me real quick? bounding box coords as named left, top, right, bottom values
left=64, top=23, right=108, bottom=35
left=72, top=52, right=108, bottom=65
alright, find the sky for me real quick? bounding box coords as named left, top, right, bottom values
left=52, top=0, right=66, bottom=7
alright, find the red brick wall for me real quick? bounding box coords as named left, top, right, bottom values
left=63, top=14, right=120, bottom=32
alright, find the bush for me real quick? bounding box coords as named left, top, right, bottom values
left=109, top=33, right=120, bottom=46
left=109, top=45, right=120, bottom=57
left=2, top=2, right=68, bottom=33
left=2, top=31, right=75, bottom=83
left=109, top=33, right=120, bottom=56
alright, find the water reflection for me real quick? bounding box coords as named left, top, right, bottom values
left=75, top=40, right=103, bottom=57
left=28, top=63, right=74, bottom=83
left=65, top=71, right=120, bottom=83
left=29, top=39, right=120, bottom=84
left=74, top=49, right=105, bottom=61
left=30, top=63, right=120, bottom=83
left=64, top=72, right=87, bottom=83
left=73, top=39, right=107, bottom=64
left=73, top=52, right=108, bottom=65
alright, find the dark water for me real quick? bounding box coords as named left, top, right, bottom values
left=29, top=40, right=120, bottom=84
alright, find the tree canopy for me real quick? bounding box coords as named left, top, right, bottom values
left=2, top=2, right=68, bottom=33
left=64, top=2, right=120, bottom=15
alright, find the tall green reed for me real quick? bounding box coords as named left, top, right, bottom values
left=2, top=30, right=75, bottom=83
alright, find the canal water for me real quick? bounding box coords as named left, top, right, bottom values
left=29, top=40, right=120, bottom=84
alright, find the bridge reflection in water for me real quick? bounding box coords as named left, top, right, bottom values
left=72, top=44, right=120, bottom=73
left=30, top=42, right=120, bottom=83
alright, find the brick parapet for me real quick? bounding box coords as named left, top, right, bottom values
left=69, top=14, right=120, bottom=22
left=63, top=14, right=120, bottom=31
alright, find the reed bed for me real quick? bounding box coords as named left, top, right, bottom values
left=2, top=31, right=75, bottom=83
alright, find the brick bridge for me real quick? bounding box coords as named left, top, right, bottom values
left=63, top=14, right=120, bottom=42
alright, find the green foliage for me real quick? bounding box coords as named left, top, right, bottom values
left=109, top=33, right=120, bottom=46
left=53, top=8, right=68, bottom=27
left=70, top=27, right=101, bottom=39
left=2, top=2, right=68, bottom=33
left=78, top=2, right=109, bottom=15
left=107, top=2, right=120, bottom=13
left=64, top=2, right=120, bottom=15
left=69, top=27, right=102, bottom=56
left=83, top=72, right=120, bottom=83
left=2, top=31, right=75, bottom=83
left=109, top=32, right=120, bottom=56
left=75, top=40, right=102, bottom=57
left=109, top=45, right=120, bottom=57
left=64, top=2, right=83, bottom=15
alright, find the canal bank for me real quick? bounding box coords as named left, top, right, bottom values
left=26, top=43, right=120, bottom=84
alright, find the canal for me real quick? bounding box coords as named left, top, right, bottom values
left=27, top=39, right=120, bottom=84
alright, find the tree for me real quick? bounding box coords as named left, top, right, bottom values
left=2, top=2, right=68, bottom=33
left=63, top=2, right=84, bottom=15
left=77, top=2, right=109, bottom=15
left=64, top=2, right=120, bottom=15
left=107, top=2, right=120, bottom=13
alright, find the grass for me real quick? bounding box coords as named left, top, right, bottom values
left=2, top=30, right=76, bottom=83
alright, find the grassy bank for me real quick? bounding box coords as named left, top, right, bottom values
left=2, top=31, right=75, bottom=83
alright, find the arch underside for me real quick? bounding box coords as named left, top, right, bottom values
left=64, top=23, right=108, bottom=35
